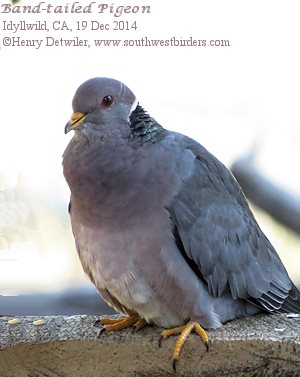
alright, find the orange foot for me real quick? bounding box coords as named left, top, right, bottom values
left=158, top=321, right=209, bottom=371
left=95, top=314, right=148, bottom=337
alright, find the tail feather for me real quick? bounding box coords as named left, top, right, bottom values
left=249, top=283, right=300, bottom=314
left=280, top=284, right=300, bottom=314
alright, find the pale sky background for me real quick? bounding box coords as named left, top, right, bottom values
left=0, top=0, right=299, bottom=294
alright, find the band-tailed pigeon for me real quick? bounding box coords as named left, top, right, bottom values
left=63, top=77, right=300, bottom=370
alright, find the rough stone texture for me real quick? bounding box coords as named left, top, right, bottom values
left=0, top=313, right=299, bottom=376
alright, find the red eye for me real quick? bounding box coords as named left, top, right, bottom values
left=102, top=95, right=114, bottom=108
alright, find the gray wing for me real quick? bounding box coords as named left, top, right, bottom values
left=169, top=137, right=300, bottom=313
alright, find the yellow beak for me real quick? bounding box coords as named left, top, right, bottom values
left=65, top=112, right=86, bottom=134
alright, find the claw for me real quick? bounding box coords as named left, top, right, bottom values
left=158, top=335, right=163, bottom=348
left=97, top=326, right=106, bottom=338
left=172, top=358, right=177, bottom=372
left=205, top=340, right=209, bottom=352
left=94, top=319, right=102, bottom=327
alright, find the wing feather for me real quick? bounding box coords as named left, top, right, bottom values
left=169, top=136, right=300, bottom=313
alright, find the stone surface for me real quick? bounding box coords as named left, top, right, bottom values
left=0, top=313, right=299, bottom=376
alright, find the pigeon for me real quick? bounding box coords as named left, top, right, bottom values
left=63, top=77, right=300, bottom=370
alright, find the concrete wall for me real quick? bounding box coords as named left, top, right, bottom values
left=0, top=313, right=299, bottom=376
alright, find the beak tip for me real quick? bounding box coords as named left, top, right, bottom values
left=64, top=123, right=72, bottom=134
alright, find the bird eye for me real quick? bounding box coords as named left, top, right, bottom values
left=101, top=95, right=114, bottom=108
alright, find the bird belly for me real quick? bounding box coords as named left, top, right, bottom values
left=74, top=224, right=184, bottom=328
left=100, top=273, right=184, bottom=328
left=85, top=250, right=183, bottom=327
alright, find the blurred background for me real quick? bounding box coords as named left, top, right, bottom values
left=0, top=0, right=299, bottom=314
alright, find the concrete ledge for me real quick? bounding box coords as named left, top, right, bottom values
left=0, top=313, right=299, bottom=376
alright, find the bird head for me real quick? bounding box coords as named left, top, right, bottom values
left=65, top=77, right=138, bottom=137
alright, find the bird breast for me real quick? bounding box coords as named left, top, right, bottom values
left=63, top=133, right=195, bottom=227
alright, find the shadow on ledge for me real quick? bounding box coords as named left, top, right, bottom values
left=0, top=313, right=299, bottom=376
